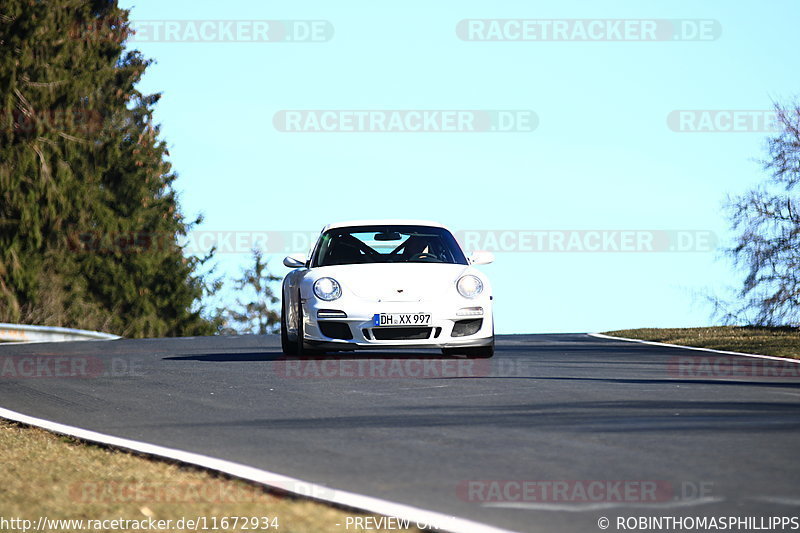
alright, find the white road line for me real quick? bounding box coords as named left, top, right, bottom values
left=482, top=497, right=723, bottom=512
left=588, top=333, right=800, bottom=364
left=0, top=406, right=516, bottom=533
left=748, top=496, right=800, bottom=506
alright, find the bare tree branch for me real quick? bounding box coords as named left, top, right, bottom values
left=723, top=99, right=800, bottom=326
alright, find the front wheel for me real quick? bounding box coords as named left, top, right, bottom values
left=281, top=302, right=297, bottom=356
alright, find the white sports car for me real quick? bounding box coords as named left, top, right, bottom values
left=281, top=220, right=495, bottom=358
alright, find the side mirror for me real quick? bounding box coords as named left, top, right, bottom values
left=469, top=250, right=495, bottom=265
left=283, top=253, right=307, bottom=268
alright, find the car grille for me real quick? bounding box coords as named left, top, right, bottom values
left=371, top=327, right=432, bottom=341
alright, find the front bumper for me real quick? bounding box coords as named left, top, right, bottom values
left=301, top=298, right=494, bottom=350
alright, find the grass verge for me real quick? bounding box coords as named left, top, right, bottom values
left=603, top=326, right=800, bottom=360
left=0, top=419, right=421, bottom=533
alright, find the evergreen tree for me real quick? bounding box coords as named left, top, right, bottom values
left=216, top=249, right=281, bottom=335
left=0, top=0, right=215, bottom=336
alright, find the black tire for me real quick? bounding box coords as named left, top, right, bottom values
left=280, top=302, right=297, bottom=356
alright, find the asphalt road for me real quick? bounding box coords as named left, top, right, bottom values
left=1, top=334, right=799, bottom=533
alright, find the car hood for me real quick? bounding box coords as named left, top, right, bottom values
left=313, top=263, right=473, bottom=301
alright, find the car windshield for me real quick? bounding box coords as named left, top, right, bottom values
left=311, top=225, right=468, bottom=267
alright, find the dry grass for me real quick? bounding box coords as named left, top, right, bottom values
left=0, top=420, right=421, bottom=533
left=605, top=326, right=800, bottom=359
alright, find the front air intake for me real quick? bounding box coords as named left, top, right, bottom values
left=451, top=319, right=483, bottom=337
left=319, top=322, right=353, bottom=340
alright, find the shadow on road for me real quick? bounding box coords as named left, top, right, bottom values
left=150, top=400, right=800, bottom=433
left=163, top=351, right=465, bottom=362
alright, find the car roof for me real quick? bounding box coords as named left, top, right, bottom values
left=321, top=220, right=449, bottom=232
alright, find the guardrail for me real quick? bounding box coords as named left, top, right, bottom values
left=0, top=323, right=121, bottom=343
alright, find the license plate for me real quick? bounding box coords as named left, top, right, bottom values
left=373, top=313, right=431, bottom=327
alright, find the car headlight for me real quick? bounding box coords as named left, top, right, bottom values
left=456, top=275, right=483, bottom=298
left=314, top=277, right=342, bottom=301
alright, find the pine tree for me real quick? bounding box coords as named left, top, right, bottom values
left=216, top=249, right=281, bottom=335
left=0, top=0, right=215, bottom=336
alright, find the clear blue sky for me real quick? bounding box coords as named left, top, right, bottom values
left=120, top=0, right=800, bottom=333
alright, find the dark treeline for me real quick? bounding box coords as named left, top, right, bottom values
left=0, top=0, right=216, bottom=337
